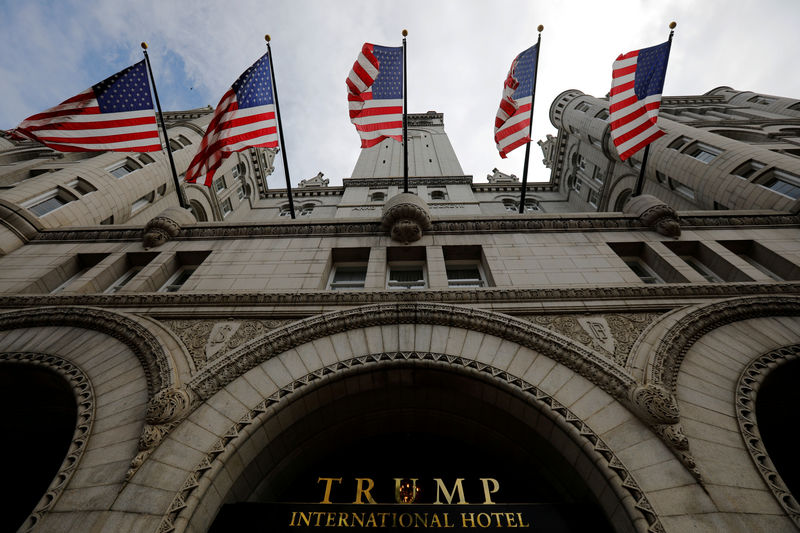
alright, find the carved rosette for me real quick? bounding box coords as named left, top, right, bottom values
left=143, top=207, right=197, bottom=249
left=623, top=194, right=681, bottom=237
left=381, top=193, right=433, bottom=244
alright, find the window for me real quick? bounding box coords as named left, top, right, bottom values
left=443, top=246, right=489, bottom=288
left=595, top=109, right=609, bottom=120
left=159, top=267, right=197, bottom=292
left=663, top=241, right=751, bottom=282
left=387, top=247, right=426, bottom=289
left=446, top=265, right=484, bottom=287
left=131, top=192, right=154, bottom=213
left=221, top=198, right=233, bottom=217
left=388, top=266, right=426, bottom=289
left=575, top=102, right=590, bottom=112
left=622, top=257, right=664, bottom=284
left=237, top=186, right=245, bottom=200
left=329, top=266, right=367, bottom=289
left=589, top=135, right=602, bottom=147
left=214, top=178, right=226, bottom=192
left=105, top=266, right=143, bottom=294
left=748, top=95, right=776, bottom=105
left=591, top=166, right=605, bottom=183
left=575, top=153, right=587, bottom=172
left=138, top=154, right=155, bottom=165
left=759, top=169, right=800, bottom=199
left=177, top=134, right=192, bottom=146
left=370, top=191, right=386, bottom=202
left=569, top=176, right=582, bottom=192
left=100, top=215, right=114, bottom=225
left=279, top=204, right=292, bottom=217
left=168, top=139, right=182, bottom=152
left=669, top=178, right=696, bottom=200
left=588, top=189, right=599, bottom=207
left=522, top=199, right=540, bottom=212
left=50, top=253, right=108, bottom=294
left=108, top=159, right=141, bottom=178
left=734, top=160, right=766, bottom=180
left=26, top=193, right=69, bottom=217
left=680, top=255, right=723, bottom=282
left=668, top=136, right=691, bottom=150
left=299, top=203, right=314, bottom=216
left=429, top=189, right=448, bottom=201
left=719, top=240, right=800, bottom=281
left=68, top=178, right=96, bottom=195
left=503, top=199, right=517, bottom=212
left=685, top=142, right=721, bottom=163
left=656, top=171, right=667, bottom=184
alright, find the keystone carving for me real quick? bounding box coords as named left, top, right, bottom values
left=143, top=206, right=197, bottom=249
left=630, top=383, right=680, bottom=425
left=623, top=194, right=681, bottom=238
left=381, top=193, right=433, bottom=244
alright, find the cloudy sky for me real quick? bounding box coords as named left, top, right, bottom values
left=1, top=0, right=799, bottom=186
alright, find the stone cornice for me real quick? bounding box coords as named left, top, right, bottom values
left=24, top=213, right=800, bottom=243
left=343, top=176, right=474, bottom=187
left=1, top=283, right=798, bottom=309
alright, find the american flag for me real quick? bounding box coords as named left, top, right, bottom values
left=13, top=60, right=160, bottom=152
left=495, top=44, right=538, bottom=158
left=185, top=53, right=278, bottom=186
left=347, top=43, right=403, bottom=148
left=609, top=40, right=671, bottom=161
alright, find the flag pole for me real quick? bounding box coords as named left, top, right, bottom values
left=402, top=29, right=409, bottom=194
left=141, top=42, right=188, bottom=209
left=518, top=25, right=543, bottom=214
left=632, top=21, right=676, bottom=197
left=266, top=34, right=296, bottom=219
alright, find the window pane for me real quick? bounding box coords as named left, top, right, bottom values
left=29, top=196, right=67, bottom=216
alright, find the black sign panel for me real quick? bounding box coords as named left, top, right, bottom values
left=211, top=502, right=598, bottom=532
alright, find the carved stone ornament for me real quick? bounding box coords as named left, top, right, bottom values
left=143, top=206, right=197, bottom=249
left=630, top=383, right=680, bottom=425
left=381, top=193, right=433, bottom=244
left=623, top=194, right=681, bottom=238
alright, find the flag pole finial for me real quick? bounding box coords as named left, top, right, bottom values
left=537, top=24, right=544, bottom=32
left=265, top=34, right=271, bottom=43
left=669, top=21, right=677, bottom=29
left=402, top=29, right=408, bottom=37
left=141, top=42, right=148, bottom=50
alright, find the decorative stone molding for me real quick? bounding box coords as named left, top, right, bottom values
left=160, top=319, right=295, bottom=370
left=0, top=306, right=175, bottom=396
left=648, top=296, right=800, bottom=393
left=344, top=176, right=473, bottom=187
left=186, top=303, right=637, bottom=407
left=623, top=195, right=681, bottom=238
left=0, top=352, right=94, bottom=533
left=736, top=344, right=800, bottom=528
left=143, top=207, right=197, bottom=249
left=381, top=193, right=433, bottom=243
left=521, top=312, right=664, bottom=366
left=27, top=212, right=800, bottom=244
left=2, top=283, right=798, bottom=310
left=630, top=383, right=680, bottom=425
left=158, top=354, right=665, bottom=533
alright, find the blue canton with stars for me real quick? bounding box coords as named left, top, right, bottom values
left=93, top=60, right=154, bottom=112
left=511, top=44, right=538, bottom=100
left=634, top=41, right=671, bottom=100
left=232, top=53, right=274, bottom=108
left=371, top=46, right=403, bottom=99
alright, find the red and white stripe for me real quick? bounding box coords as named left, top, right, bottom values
left=184, top=89, right=278, bottom=186
left=347, top=43, right=403, bottom=148
left=609, top=50, right=665, bottom=161
left=14, top=89, right=160, bottom=152
left=494, top=55, right=532, bottom=158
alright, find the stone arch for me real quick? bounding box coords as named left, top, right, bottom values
left=606, top=174, right=637, bottom=212
left=0, top=352, right=93, bottom=533
left=158, top=352, right=665, bottom=533
left=629, top=296, right=800, bottom=392
left=0, top=306, right=179, bottom=395
left=736, top=344, right=800, bottom=528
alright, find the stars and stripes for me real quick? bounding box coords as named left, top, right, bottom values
left=185, top=53, right=278, bottom=186
left=495, top=44, right=538, bottom=158
left=609, top=40, right=671, bottom=161
left=347, top=43, right=403, bottom=148
left=12, top=60, right=160, bottom=152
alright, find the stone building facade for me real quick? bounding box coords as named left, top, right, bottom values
left=0, top=95, right=799, bottom=532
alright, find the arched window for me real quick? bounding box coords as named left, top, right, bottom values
left=370, top=192, right=385, bottom=202
left=503, top=199, right=517, bottom=212
left=299, top=203, right=314, bottom=216
left=430, top=190, right=447, bottom=201
left=278, top=204, right=292, bottom=217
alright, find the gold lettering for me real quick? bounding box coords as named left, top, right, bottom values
left=430, top=513, right=442, bottom=528
left=378, top=512, right=390, bottom=527
left=317, top=477, right=342, bottom=504
left=354, top=478, right=377, bottom=504
left=365, top=513, right=377, bottom=527
left=325, top=512, right=336, bottom=527
left=352, top=512, right=365, bottom=527
left=338, top=512, right=350, bottom=527
left=313, top=512, right=324, bottom=527
left=505, top=512, right=518, bottom=527
left=414, top=513, right=429, bottom=527
left=443, top=512, right=455, bottom=528
left=461, top=512, right=476, bottom=528
left=434, top=478, right=468, bottom=504
left=399, top=513, right=413, bottom=527
left=476, top=513, right=491, bottom=528
left=490, top=512, right=504, bottom=527
left=479, top=478, right=500, bottom=504
left=517, top=512, right=531, bottom=527
left=289, top=511, right=297, bottom=527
